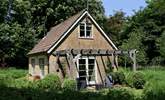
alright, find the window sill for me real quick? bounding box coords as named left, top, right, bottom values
left=78, top=37, right=94, bottom=40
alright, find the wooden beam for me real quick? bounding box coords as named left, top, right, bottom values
left=53, top=49, right=137, bottom=72
left=53, top=49, right=136, bottom=56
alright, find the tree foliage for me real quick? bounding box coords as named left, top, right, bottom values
left=1, top=0, right=165, bottom=67
left=0, top=0, right=105, bottom=67
left=104, top=11, right=126, bottom=46
left=120, top=0, right=165, bottom=65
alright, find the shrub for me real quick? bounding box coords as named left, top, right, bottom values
left=109, top=71, right=125, bottom=85
left=35, top=74, right=61, bottom=90
left=11, top=78, right=33, bottom=88
left=0, top=76, right=14, bottom=87
left=107, top=87, right=134, bottom=100
left=133, top=72, right=145, bottom=89
left=62, top=78, right=77, bottom=91
left=126, top=72, right=146, bottom=89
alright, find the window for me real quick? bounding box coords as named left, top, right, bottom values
left=39, top=58, right=45, bottom=77
left=88, top=59, right=95, bottom=84
left=31, top=59, right=35, bottom=75
left=79, top=22, right=92, bottom=38
left=78, top=57, right=95, bottom=85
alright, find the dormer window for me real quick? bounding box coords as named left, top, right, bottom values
left=79, top=22, right=92, bottom=38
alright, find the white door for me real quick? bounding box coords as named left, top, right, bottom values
left=77, top=57, right=96, bottom=85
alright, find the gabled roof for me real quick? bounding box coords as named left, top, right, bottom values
left=28, top=10, right=118, bottom=55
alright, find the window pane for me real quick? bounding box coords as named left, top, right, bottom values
left=39, top=58, right=44, bottom=65
left=86, top=31, right=91, bottom=37
left=80, top=24, right=84, bottom=29
left=79, top=59, right=86, bottom=64
left=88, top=58, right=95, bottom=83
left=86, top=24, right=92, bottom=37
left=89, top=65, right=94, bottom=70
left=88, top=59, right=95, bottom=64
left=80, top=23, right=85, bottom=37
left=39, top=58, right=44, bottom=76
left=88, top=76, right=95, bottom=82
left=88, top=70, right=95, bottom=76
left=79, top=65, right=86, bottom=70
left=31, top=59, right=35, bottom=68
left=86, top=26, right=91, bottom=30
left=80, top=31, right=85, bottom=37
left=79, top=71, right=86, bottom=76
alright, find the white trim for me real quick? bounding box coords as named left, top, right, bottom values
left=47, top=11, right=118, bottom=53
left=86, top=12, right=118, bottom=50
left=77, top=56, right=96, bottom=85
left=78, top=22, right=93, bottom=39
left=47, top=11, right=88, bottom=53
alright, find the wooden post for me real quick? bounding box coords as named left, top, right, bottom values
left=111, top=53, right=117, bottom=72
left=129, top=49, right=137, bottom=72
left=55, top=55, right=64, bottom=79
left=114, top=55, right=118, bottom=69
left=66, top=49, right=77, bottom=80
left=133, top=52, right=136, bottom=72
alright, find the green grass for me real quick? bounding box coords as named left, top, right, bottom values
left=0, top=67, right=165, bottom=100
left=118, top=66, right=165, bottom=99
left=119, top=66, right=165, bottom=82
left=0, top=67, right=27, bottom=79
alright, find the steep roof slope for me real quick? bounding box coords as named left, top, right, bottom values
left=28, top=10, right=85, bottom=55
left=28, top=10, right=118, bottom=55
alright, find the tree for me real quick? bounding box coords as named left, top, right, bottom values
left=120, top=0, right=165, bottom=65
left=0, top=0, right=105, bottom=67
left=160, top=31, right=165, bottom=58
left=0, top=23, right=36, bottom=67
left=30, top=0, right=105, bottom=38
left=104, top=11, right=126, bottom=46
left=120, top=28, right=148, bottom=65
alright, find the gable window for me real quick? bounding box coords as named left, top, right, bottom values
left=39, top=58, right=45, bottom=77
left=77, top=57, right=96, bottom=85
left=31, top=59, right=35, bottom=75
left=79, top=22, right=92, bottom=38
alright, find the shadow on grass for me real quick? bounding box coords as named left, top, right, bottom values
left=0, top=85, right=107, bottom=100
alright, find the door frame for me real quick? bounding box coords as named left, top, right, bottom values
left=76, top=56, right=97, bottom=85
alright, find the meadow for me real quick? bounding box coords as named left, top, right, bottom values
left=0, top=67, right=165, bottom=100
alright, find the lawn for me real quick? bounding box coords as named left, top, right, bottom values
left=0, top=67, right=165, bottom=100
left=0, top=67, right=27, bottom=79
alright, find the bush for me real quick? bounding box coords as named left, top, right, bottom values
left=35, top=74, right=61, bottom=90
left=62, top=78, right=77, bottom=91
left=109, top=71, right=125, bottom=85
left=11, top=78, right=33, bottom=88
left=126, top=72, right=146, bottom=89
left=107, top=87, right=134, bottom=100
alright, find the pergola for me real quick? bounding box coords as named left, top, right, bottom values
left=52, top=49, right=137, bottom=79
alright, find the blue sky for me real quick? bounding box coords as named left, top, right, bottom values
left=103, top=0, right=147, bottom=16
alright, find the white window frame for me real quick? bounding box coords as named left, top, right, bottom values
left=77, top=56, right=96, bottom=85
left=79, top=22, right=93, bottom=38
left=39, top=58, right=45, bottom=78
